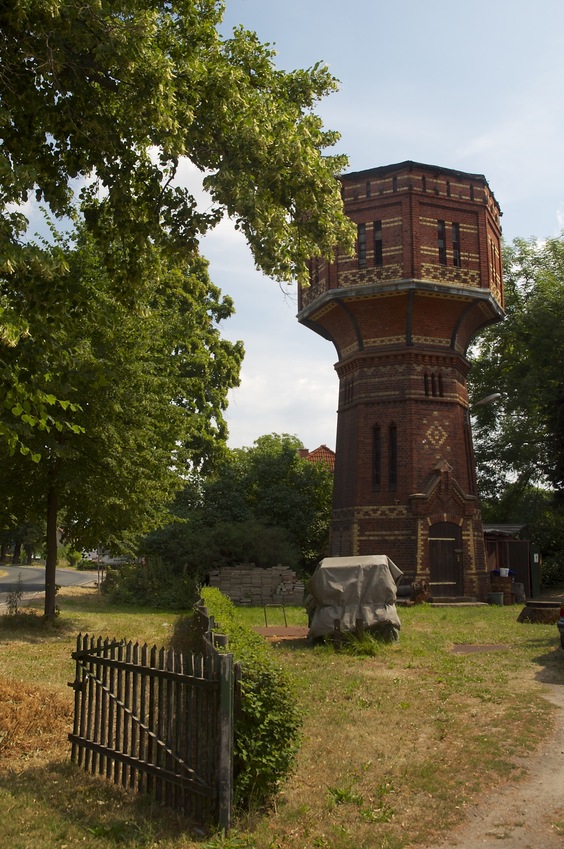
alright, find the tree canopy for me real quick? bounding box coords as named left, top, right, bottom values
left=1, top=0, right=354, bottom=453
left=0, top=227, right=242, bottom=615
left=469, top=235, right=564, bottom=576
left=141, top=433, right=334, bottom=582
left=1, top=0, right=353, bottom=283
left=469, top=236, right=564, bottom=499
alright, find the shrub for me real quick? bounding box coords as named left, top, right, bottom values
left=199, top=587, right=302, bottom=809
left=103, top=557, right=198, bottom=609
left=540, top=554, right=564, bottom=588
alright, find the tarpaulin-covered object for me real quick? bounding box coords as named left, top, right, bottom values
left=306, top=555, right=403, bottom=639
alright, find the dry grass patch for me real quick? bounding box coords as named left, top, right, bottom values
left=0, top=677, right=72, bottom=771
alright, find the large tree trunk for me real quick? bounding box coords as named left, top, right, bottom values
left=44, top=482, right=59, bottom=620
left=0, top=543, right=7, bottom=563
left=12, top=541, right=21, bottom=565
left=24, top=544, right=33, bottom=565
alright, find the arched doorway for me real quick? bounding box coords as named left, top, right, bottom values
left=429, top=522, right=463, bottom=597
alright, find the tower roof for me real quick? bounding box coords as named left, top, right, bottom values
left=341, top=160, right=486, bottom=182
left=341, top=160, right=500, bottom=212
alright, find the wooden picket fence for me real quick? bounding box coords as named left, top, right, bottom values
left=68, top=623, right=234, bottom=829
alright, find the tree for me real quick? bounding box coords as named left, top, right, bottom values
left=1, top=0, right=354, bottom=449
left=234, top=433, right=333, bottom=567
left=469, top=235, right=564, bottom=569
left=469, top=236, right=564, bottom=497
left=0, top=227, right=242, bottom=617
left=142, top=433, right=334, bottom=578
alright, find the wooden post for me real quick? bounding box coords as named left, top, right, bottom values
left=214, top=633, right=229, bottom=649
left=217, top=652, right=234, bottom=832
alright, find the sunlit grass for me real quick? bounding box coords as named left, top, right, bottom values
left=233, top=603, right=308, bottom=629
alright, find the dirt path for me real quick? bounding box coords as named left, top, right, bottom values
left=431, top=669, right=564, bottom=848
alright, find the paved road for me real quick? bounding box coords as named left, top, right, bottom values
left=0, top=562, right=99, bottom=606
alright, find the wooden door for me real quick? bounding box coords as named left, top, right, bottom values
left=429, top=522, right=463, bottom=596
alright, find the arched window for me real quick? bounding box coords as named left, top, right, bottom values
left=452, top=223, right=461, bottom=267
left=373, top=220, right=383, bottom=266
left=437, top=220, right=447, bottom=265
left=358, top=223, right=367, bottom=268
left=389, top=424, right=397, bottom=491
left=372, top=425, right=381, bottom=492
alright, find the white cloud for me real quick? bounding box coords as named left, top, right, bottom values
left=225, top=355, right=338, bottom=450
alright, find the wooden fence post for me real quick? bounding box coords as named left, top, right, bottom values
left=217, top=652, right=234, bottom=832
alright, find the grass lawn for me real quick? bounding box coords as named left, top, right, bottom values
left=0, top=588, right=562, bottom=849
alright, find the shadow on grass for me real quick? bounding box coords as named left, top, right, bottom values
left=0, top=610, right=80, bottom=643
left=531, top=643, right=564, bottom=685
left=169, top=613, right=200, bottom=655
left=0, top=759, right=209, bottom=845
left=267, top=637, right=311, bottom=651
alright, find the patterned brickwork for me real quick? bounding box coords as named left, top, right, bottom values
left=420, top=263, right=481, bottom=287
left=298, top=161, right=503, bottom=599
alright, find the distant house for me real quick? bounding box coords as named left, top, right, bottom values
left=299, top=444, right=335, bottom=472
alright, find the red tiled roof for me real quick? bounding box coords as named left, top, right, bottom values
left=299, top=444, right=335, bottom=471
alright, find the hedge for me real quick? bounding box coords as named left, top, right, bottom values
left=199, top=587, right=302, bottom=809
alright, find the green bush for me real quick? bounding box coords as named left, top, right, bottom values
left=103, top=557, right=198, bottom=609
left=199, top=587, right=302, bottom=809
left=540, top=554, right=564, bottom=588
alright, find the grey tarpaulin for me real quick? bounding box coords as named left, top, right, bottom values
left=305, top=555, right=403, bottom=639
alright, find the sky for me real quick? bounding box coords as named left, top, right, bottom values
left=197, top=0, right=564, bottom=452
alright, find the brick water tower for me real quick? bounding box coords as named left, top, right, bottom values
left=298, top=161, right=504, bottom=599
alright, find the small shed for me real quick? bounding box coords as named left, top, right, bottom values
left=483, top=524, right=541, bottom=598
left=305, top=555, right=402, bottom=639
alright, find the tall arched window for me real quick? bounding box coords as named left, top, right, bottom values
left=372, top=425, right=381, bottom=492
left=389, top=424, right=397, bottom=491
left=452, top=223, right=461, bottom=267
left=358, top=223, right=367, bottom=268
left=373, top=220, right=383, bottom=267
left=438, top=220, right=447, bottom=265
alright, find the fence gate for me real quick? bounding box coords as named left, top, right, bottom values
left=68, top=634, right=234, bottom=829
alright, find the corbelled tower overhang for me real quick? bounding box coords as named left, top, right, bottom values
left=298, top=161, right=503, bottom=599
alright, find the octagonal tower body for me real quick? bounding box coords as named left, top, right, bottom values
left=298, top=161, right=503, bottom=599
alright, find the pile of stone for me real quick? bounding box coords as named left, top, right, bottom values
left=208, top=564, right=305, bottom=606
